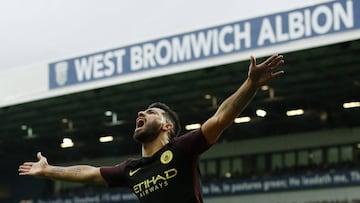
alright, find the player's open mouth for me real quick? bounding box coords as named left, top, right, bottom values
left=136, top=118, right=145, bottom=128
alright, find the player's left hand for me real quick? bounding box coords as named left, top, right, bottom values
left=248, top=54, right=285, bottom=87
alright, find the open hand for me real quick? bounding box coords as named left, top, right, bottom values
left=18, top=152, right=48, bottom=176
left=248, top=54, right=285, bottom=87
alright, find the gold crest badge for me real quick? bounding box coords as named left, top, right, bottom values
left=160, top=150, right=173, bottom=164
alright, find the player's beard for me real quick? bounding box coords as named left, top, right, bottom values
left=133, top=121, right=162, bottom=143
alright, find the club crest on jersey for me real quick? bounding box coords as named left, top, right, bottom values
left=160, top=150, right=173, bottom=164
left=55, top=61, right=68, bottom=86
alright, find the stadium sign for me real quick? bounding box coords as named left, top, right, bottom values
left=49, top=0, right=359, bottom=90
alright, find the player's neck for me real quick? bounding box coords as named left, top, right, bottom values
left=141, top=132, right=169, bottom=157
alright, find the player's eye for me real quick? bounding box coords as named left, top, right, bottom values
left=146, top=110, right=155, bottom=114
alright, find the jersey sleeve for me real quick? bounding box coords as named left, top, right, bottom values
left=100, top=160, right=130, bottom=187
left=172, top=128, right=212, bottom=155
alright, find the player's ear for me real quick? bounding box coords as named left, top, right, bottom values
left=163, top=122, right=173, bottom=131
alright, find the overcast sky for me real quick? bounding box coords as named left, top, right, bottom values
left=0, top=0, right=327, bottom=71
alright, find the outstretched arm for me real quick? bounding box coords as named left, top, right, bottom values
left=18, top=152, right=106, bottom=185
left=202, top=54, right=285, bottom=144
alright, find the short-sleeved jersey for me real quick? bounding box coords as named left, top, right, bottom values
left=100, top=129, right=211, bottom=203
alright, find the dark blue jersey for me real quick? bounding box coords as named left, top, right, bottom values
left=100, top=129, right=211, bottom=203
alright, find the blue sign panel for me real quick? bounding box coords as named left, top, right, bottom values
left=49, top=0, right=360, bottom=89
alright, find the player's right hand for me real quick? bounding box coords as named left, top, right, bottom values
left=18, top=152, right=48, bottom=176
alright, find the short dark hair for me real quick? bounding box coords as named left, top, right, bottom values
left=148, top=102, right=181, bottom=138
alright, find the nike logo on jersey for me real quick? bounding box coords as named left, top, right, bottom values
left=129, top=168, right=141, bottom=176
